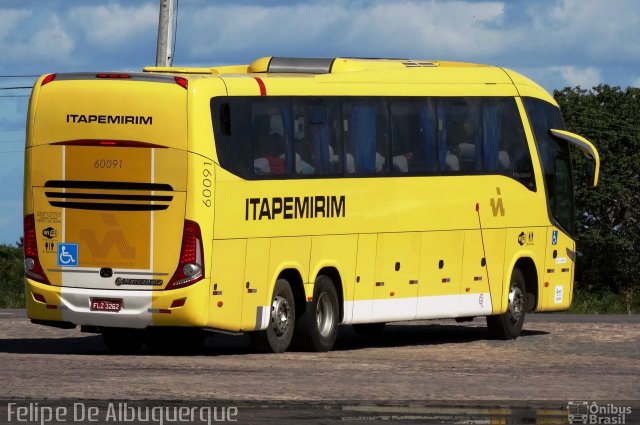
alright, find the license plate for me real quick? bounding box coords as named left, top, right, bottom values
left=90, top=298, right=122, bottom=312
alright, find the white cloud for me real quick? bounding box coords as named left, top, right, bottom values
left=556, top=66, right=602, bottom=88
left=632, top=78, right=640, bottom=88
left=68, top=4, right=157, bottom=47
left=531, top=0, right=640, bottom=61
left=0, top=9, right=74, bottom=66
left=27, top=15, right=75, bottom=62
left=0, top=9, right=31, bottom=40
left=182, top=1, right=508, bottom=61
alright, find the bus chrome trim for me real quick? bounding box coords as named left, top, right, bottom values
left=60, top=287, right=153, bottom=329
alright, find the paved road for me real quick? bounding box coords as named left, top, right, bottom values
left=0, top=310, right=638, bottom=424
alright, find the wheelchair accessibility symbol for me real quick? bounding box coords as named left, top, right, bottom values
left=57, top=243, right=79, bottom=267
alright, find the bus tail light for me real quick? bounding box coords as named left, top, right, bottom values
left=174, top=77, right=188, bottom=89
left=41, top=74, right=57, bottom=86
left=166, top=220, right=204, bottom=290
left=24, top=214, right=50, bottom=285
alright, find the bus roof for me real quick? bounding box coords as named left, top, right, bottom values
left=143, top=56, right=556, bottom=104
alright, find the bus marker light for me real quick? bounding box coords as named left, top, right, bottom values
left=247, top=288, right=258, bottom=294
left=212, top=290, right=223, bottom=296
left=390, top=291, right=395, bottom=297
left=174, top=76, right=188, bottom=89
left=217, top=301, right=224, bottom=308
left=544, top=282, right=550, bottom=287
left=465, top=287, right=471, bottom=292
left=148, top=308, right=171, bottom=314
left=41, top=74, right=57, bottom=86
left=170, top=298, right=187, bottom=309
left=33, top=293, right=46, bottom=304
left=96, top=73, right=130, bottom=79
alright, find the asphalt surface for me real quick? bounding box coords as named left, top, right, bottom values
left=0, top=310, right=638, bottom=424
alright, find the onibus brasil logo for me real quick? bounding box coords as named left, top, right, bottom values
left=568, top=401, right=632, bottom=424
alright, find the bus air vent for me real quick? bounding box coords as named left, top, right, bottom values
left=44, top=180, right=173, bottom=211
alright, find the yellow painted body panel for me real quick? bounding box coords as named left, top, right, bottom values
left=418, top=231, right=464, bottom=297
left=541, top=227, right=576, bottom=311
left=241, top=238, right=271, bottom=331
left=351, top=234, right=378, bottom=323
left=372, top=233, right=421, bottom=318
left=208, top=239, right=246, bottom=331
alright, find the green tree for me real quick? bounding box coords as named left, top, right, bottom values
left=555, top=85, right=640, bottom=312
left=0, top=242, right=25, bottom=308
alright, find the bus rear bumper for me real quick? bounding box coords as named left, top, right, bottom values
left=26, top=279, right=209, bottom=329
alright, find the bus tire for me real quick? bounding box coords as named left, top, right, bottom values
left=353, top=322, right=386, bottom=337
left=249, top=278, right=295, bottom=353
left=295, top=275, right=339, bottom=352
left=487, top=268, right=526, bottom=340
left=102, top=328, right=144, bottom=354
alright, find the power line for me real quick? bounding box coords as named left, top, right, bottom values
left=0, top=75, right=39, bottom=78
left=0, top=87, right=31, bottom=90
left=0, top=95, right=29, bottom=98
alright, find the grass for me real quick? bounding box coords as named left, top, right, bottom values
left=568, top=288, right=640, bottom=314
left=0, top=276, right=25, bottom=308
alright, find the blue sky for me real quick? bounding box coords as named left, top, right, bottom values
left=1, top=0, right=639, bottom=244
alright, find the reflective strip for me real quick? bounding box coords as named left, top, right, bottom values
left=346, top=292, right=493, bottom=324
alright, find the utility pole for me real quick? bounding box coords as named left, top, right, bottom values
left=155, top=0, right=175, bottom=67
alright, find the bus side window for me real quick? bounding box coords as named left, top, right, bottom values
left=251, top=101, right=292, bottom=177
left=292, top=100, right=343, bottom=176
left=497, top=98, right=535, bottom=190
left=450, top=99, right=481, bottom=173
left=390, top=100, right=418, bottom=173
left=345, top=99, right=389, bottom=175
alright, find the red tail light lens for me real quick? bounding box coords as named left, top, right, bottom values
left=41, top=74, right=57, bottom=86
left=166, top=220, right=204, bottom=290
left=174, top=77, right=188, bottom=89
left=96, top=73, right=131, bottom=79
left=24, top=215, right=50, bottom=285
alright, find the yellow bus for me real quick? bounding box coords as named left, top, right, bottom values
left=23, top=57, right=599, bottom=353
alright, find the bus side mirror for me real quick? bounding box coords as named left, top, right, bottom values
left=585, top=159, right=596, bottom=188
left=550, top=129, right=600, bottom=187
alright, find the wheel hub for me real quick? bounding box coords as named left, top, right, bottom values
left=315, top=292, right=335, bottom=338
left=271, top=295, right=291, bottom=336
left=507, top=285, right=524, bottom=325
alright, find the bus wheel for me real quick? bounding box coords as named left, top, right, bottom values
left=295, top=275, right=339, bottom=352
left=249, top=279, right=295, bottom=353
left=353, top=322, right=386, bottom=337
left=102, top=328, right=144, bottom=354
left=487, top=268, right=526, bottom=340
